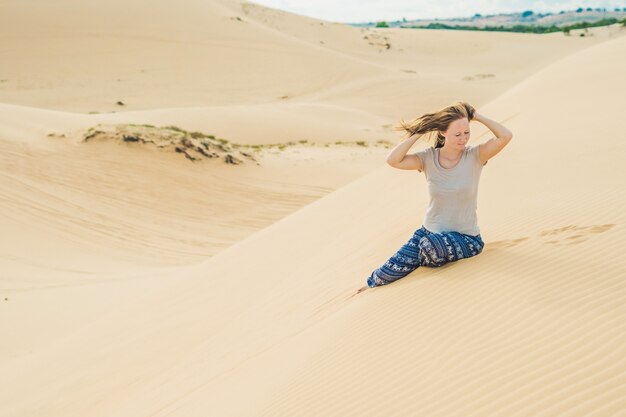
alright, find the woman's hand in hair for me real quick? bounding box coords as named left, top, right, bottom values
left=463, top=102, right=476, bottom=121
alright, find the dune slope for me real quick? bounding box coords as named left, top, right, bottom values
left=1, top=32, right=625, bottom=417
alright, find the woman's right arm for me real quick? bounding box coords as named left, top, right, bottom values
left=385, top=133, right=424, bottom=171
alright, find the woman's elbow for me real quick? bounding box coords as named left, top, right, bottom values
left=386, top=157, right=399, bottom=167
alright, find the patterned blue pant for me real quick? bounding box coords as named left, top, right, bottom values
left=367, top=226, right=485, bottom=287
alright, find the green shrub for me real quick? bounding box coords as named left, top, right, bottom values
left=164, top=125, right=186, bottom=133
left=190, top=131, right=209, bottom=139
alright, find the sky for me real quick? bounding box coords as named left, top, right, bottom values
left=247, top=0, right=626, bottom=23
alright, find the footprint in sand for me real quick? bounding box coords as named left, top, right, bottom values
left=462, top=73, right=495, bottom=81
left=539, top=223, right=616, bottom=246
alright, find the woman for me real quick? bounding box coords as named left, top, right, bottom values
left=362, top=101, right=513, bottom=290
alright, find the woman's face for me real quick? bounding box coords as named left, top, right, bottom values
left=443, top=118, right=470, bottom=149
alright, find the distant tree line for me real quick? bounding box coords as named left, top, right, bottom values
left=401, top=16, right=626, bottom=34
left=576, top=7, right=626, bottom=12
left=369, top=7, right=626, bottom=31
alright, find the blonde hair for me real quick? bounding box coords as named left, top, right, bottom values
left=394, top=101, right=476, bottom=148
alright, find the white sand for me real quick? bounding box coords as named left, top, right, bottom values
left=1, top=0, right=625, bottom=415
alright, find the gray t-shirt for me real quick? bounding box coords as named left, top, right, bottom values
left=414, top=144, right=486, bottom=236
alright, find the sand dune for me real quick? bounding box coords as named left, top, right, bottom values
left=1, top=0, right=621, bottom=132
left=1, top=0, right=626, bottom=415
left=2, top=0, right=617, bottom=290
left=0, top=114, right=389, bottom=281
left=1, top=23, right=625, bottom=417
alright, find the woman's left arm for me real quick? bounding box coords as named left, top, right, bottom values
left=472, top=112, right=513, bottom=165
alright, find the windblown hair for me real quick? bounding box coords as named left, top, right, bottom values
left=394, top=101, right=476, bottom=148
